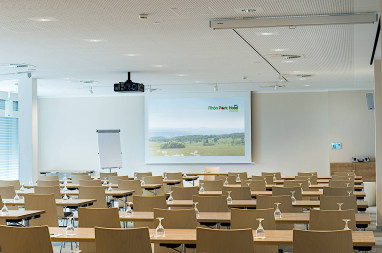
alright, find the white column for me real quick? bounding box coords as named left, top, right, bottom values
left=375, top=60, right=382, bottom=227
left=18, top=78, right=38, bottom=184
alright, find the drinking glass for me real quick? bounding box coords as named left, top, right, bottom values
left=134, top=175, right=138, bottom=180
left=1, top=203, right=8, bottom=214
left=63, top=192, right=69, bottom=200
left=125, top=202, right=133, bottom=217
left=224, top=177, right=229, bottom=186
left=273, top=174, right=276, bottom=182
left=236, top=174, right=241, bottom=182
left=164, top=173, right=168, bottom=181
left=307, top=177, right=312, bottom=187
left=299, top=183, right=303, bottom=193
left=345, top=183, right=350, bottom=187
left=107, top=182, right=113, bottom=192
left=155, top=217, right=165, bottom=237
left=274, top=203, right=282, bottom=219
left=348, top=177, right=351, bottom=181
left=20, top=184, right=25, bottom=192
left=194, top=202, right=199, bottom=218
left=168, top=191, right=174, bottom=204
left=264, top=178, right=267, bottom=187
left=290, top=191, right=296, bottom=204
left=199, top=183, right=205, bottom=193
left=63, top=178, right=68, bottom=186
left=13, top=192, right=20, bottom=201
left=102, top=178, right=108, bottom=186
left=226, top=191, right=233, bottom=204
left=347, top=191, right=352, bottom=196
left=337, top=202, right=343, bottom=210
left=141, top=178, right=145, bottom=186
left=247, top=183, right=251, bottom=188
left=343, top=219, right=351, bottom=230
left=66, top=217, right=75, bottom=235
left=255, top=218, right=265, bottom=239
left=63, top=185, right=68, bottom=192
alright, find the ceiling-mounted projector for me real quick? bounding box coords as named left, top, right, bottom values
left=114, top=72, right=144, bottom=92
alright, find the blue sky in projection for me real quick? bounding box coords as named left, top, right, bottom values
left=148, top=97, right=245, bottom=138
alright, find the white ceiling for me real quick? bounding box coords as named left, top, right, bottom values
left=0, top=0, right=379, bottom=96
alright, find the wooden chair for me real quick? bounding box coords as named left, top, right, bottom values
left=192, top=196, right=228, bottom=212
left=222, top=186, right=251, bottom=200
left=0, top=185, right=16, bottom=198
left=320, top=195, right=357, bottom=212
left=197, top=227, right=254, bottom=253
left=79, top=179, right=102, bottom=186
left=133, top=196, right=167, bottom=211
left=231, top=208, right=277, bottom=253
left=241, top=180, right=266, bottom=191
left=199, top=180, right=223, bottom=191
left=171, top=186, right=199, bottom=200
left=0, top=180, right=21, bottom=190
left=36, top=180, right=60, bottom=186
left=143, top=176, right=164, bottom=196
left=38, top=175, right=59, bottom=181
left=109, top=176, right=130, bottom=184
left=95, top=227, right=152, bottom=253
left=72, top=174, right=92, bottom=184
left=79, top=186, right=107, bottom=208
left=293, top=229, right=353, bottom=253
left=34, top=186, right=69, bottom=218
left=323, top=187, right=354, bottom=196
left=79, top=207, right=121, bottom=253
left=262, top=172, right=282, bottom=181
left=328, top=180, right=354, bottom=188
left=256, top=195, right=294, bottom=213
left=295, top=175, right=317, bottom=185
left=100, top=172, right=118, bottom=181
left=163, top=172, right=184, bottom=192
left=204, top=167, right=220, bottom=179
left=284, top=180, right=309, bottom=191
left=215, top=175, right=236, bottom=184
left=309, top=209, right=356, bottom=231
left=0, top=225, right=54, bottom=253
left=134, top=172, right=152, bottom=181
left=253, top=175, right=273, bottom=184
left=24, top=194, right=59, bottom=226
left=118, top=179, right=143, bottom=203
left=228, top=172, right=248, bottom=181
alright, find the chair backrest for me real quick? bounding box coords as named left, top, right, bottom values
left=323, top=187, right=354, bottom=196
left=192, top=196, right=228, bottom=212
left=100, top=172, right=118, bottom=181
left=328, top=180, right=354, bottom=188
left=36, top=180, right=60, bottom=187
left=272, top=186, right=302, bottom=200
left=72, top=174, right=92, bottom=184
left=78, top=207, right=120, bottom=228
left=228, top=172, right=248, bottom=181
left=143, top=176, right=164, bottom=195
left=295, top=175, right=317, bottom=185
left=204, top=167, right=220, bottom=180
left=95, top=227, right=152, bottom=253
left=79, top=186, right=107, bottom=208
left=332, top=175, right=355, bottom=181
left=0, top=225, right=53, bottom=253
left=231, top=208, right=276, bottom=229
left=134, top=172, right=152, bottom=181
left=109, top=176, right=130, bottom=184
left=293, top=229, right=353, bottom=253
left=320, top=195, right=357, bottom=212
left=284, top=180, right=309, bottom=191
left=309, top=209, right=356, bottom=231
left=171, top=186, right=199, bottom=200
left=0, top=180, right=20, bottom=190
left=34, top=186, right=61, bottom=199
left=215, top=175, right=236, bottom=184
left=241, top=180, right=266, bottom=191
left=164, top=172, right=183, bottom=180
left=133, top=196, right=167, bottom=211
left=80, top=179, right=102, bottom=186
left=118, top=180, right=143, bottom=195
left=72, top=172, right=89, bottom=176
left=297, top=172, right=318, bottom=177
left=38, top=175, right=59, bottom=181
left=262, top=172, right=282, bottom=180
left=0, top=186, right=16, bottom=199
left=253, top=175, right=273, bottom=184
left=24, top=194, right=59, bottom=226
left=153, top=208, right=197, bottom=228
left=199, top=180, right=223, bottom=191
left=197, top=227, right=254, bottom=253
left=334, top=171, right=355, bottom=177
left=222, top=186, right=251, bottom=200
left=256, top=195, right=294, bottom=213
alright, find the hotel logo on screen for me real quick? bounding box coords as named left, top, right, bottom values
left=208, top=104, right=238, bottom=112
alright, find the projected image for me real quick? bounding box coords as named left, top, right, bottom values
left=148, top=97, right=245, bottom=157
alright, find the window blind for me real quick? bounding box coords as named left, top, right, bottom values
left=0, top=117, right=18, bottom=179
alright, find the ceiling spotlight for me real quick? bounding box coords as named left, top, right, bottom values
left=304, top=84, right=311, bottom=87
left=84, top=39, right=105, bottom=43
left=139, top=14, right=148, bottom=20
left=29, top=17, right=58, bottom=22
left=214, top=84, right=218, bottom=92
left=242, top=9, right=256, bottom=13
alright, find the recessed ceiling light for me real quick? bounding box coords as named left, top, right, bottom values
left=29, top=17, right=58, bottom=22
left=84, top=39, right=106, bottom=43
left=242, top=9, right=256, bottom=13
left=151, top=64, right=165, bottom=68
left=176, top=74, right=187, bottom=77
left=153, top=22, right=161, bottom=25
left=304, top=84, right=311, bottom=87
left=125, top=53, right=139, bottom=57
left=272, top=48, right=289, bottom=52
left=283, top=60, right=295, bottom=63
left=256, top=32, right=278, bottom=36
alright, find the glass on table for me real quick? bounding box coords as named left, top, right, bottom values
left=193, top=202, right=199, bottom=218
left=274, top=203, right=282, bottom=219
left=337, top=202, right=343, bottom=210
left=125, top=202, right=133, bottom=217
left=167, top=191, right=174, bottom=204
left=223, top=177, right=229, bottom=186
left=1, top=203, right=8, bottom=215
left=102, top=178, right=108, bottom=186
left=63, top=185, right=68, bottom=192
left=290, top=191, right=296, bottom=204
left=307, top=177, right=311, bottom=187
left=226, top=191, right=233, bottom=204
left=264, top=178, right=267, bottom=187
left=347, top=191, right=352, bottom=196
left=107, top=182, right=113, bottom=192
left=155, top=217, right=165, bottom=237
left=343, top=219, right=351, bottom=230
left=273, top=174, right=276, bottom=182
left=247, top=183, right=251, bottom=188
left=66, top=217, right=75, bottom=235
left=20, top=184, right=25, bottom=192
left=141, top=178, right=145, bottom=186
left=236, top=174, right=241, bottom=183
left=199, top=183, right=205, bottom=193
left=63, top=192, right=69, bottom=200
left=13, top=192, right=20, bottom=201
left=255, top=218, right=265, bottom=239
left=164, top=173, right=168, bottom=181
left=345, top=183, right=350, bottom=187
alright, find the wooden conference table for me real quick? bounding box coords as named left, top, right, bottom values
left=3, top=199, right=96, bottom=209
left=0, top=210, right=45, bottom=226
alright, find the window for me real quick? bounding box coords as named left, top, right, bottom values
left=0, top=117, right=19, bottom=179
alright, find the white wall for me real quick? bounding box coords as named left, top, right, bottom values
left=38, top=90, right=375, bottom=177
